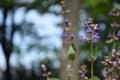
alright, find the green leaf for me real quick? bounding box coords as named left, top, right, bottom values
left=93, top=46, right=98, bottom=60
left=86, top=51, right=92, bottom=62
left=68, top=44, right=76, bottom=60
left=49, top=78, right=59, bottom=80
left=93, top=76, right=100, bottom=80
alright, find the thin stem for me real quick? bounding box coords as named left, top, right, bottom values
left=113, top=29, right=116, bottom=49
left=91, top=39, right=93, bottom=57
left=91, top=61, right=94, bottom=80
left=90, top=36, right=94, bottom=80
left=113, top=18, right=116, bottom=49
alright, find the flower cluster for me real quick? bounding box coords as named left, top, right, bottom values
left=107, top=8, right=120, bottom=43
left=81, top=18, right=100, bottom=43
left=79, top=65, right=88, bottom=80
left=102, top=8, right=120, bottom=80
left=106, top=22, right=120, bottom=44
left=101, top=56, right=120, bottom=80
left=109, top=8, right=120, bottom=16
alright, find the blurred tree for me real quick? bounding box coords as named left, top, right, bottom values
left=0, top=0, right=60, bottom=80
left=60, top=0, right=81, bottom=80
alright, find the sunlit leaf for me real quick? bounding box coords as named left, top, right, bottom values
left=68, top=44, right=76, bottom=60
left=93, top=46, right=98, bottom=60
left=86, top=51, right=91, bottom=62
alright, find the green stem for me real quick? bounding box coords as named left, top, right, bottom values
left=113, top=18, right=116, bottom=49
left=91, top=61, right=94, bottom=80
left=113, top=29, right=116, bottom=49
left=90, top=38, right=94, bottom=80
left=90, top=37, right=93, bottom=57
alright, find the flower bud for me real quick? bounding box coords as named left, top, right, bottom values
left=93, top=24, right=99, bottom=31
left=93, top=33, right=100, bottom=39
left=117, top=30, right=120, bottom=37
left=118, top=60, right=120, bottom=65
left=70, top=33, right=75, bottom=40
left=80, top=73, right=85, bottom=78
left=113, top=61, right=118, bottom=67
left=111, top=48, right=116, bottom=57
left=86, top=27, right=91, bottom=33
left=63, top=33, right=67, bottom=39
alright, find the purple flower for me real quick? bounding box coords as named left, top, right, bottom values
left=80, top=73, right=85, bottom=78
left=113, top=61, right=117, bottom=66
left=64, top=18, right=69, bottom=24
left=118, top=60, right=120, bottom=65
left=111, top=22, right=119, bottom=28
left=64, top=19, right=70, bottom=30
left=70, top=33, right=75, bottom=39
left=108, top=11, right=112, bottom=16
left=117, top=30, right=120, bottom=37
left=86, top=27, right=92, bottom=33
left=104, top=74, right=109, bottom=79
left=112, top=48, right=116, bottom=53
left=111, top=48, right=116, bottom=57
left=93, top=24, right=99, bottom=30
left=93, top=33, right=100, bottom=39
left=107, top=33, right=113, bottom=38
left=113, top=74, right=119, bottom=79
left=63, top=33, right=67, bottom=39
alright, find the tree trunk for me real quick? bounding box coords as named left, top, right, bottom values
left=1, top=5, right=14, bottom=80
left=60, top=0, right=81, bottom=80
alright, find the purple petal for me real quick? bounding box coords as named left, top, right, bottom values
left=80, top=73, right=85, bottom=78
left=64, top=18, right=69, bottom=24
left=117, top=30, right=120, bottom=37
left=93, top=33, right=100, bottom=39
left=108, top=11, right=112, bottom=16
left=93, top=24, right=99, bottom=30
left=111, top=22, right=119, bottom=28
left=118, top=60, right=120, bottom=65
left=70, top=33, right=75, bottom=39
left=113, top=61, right=117, bottom=66
left=86, top=28, right=92, bottom=33
left=111, top=48, right=116, bottom=57
left=112, top=48, right=116, bottom=53
left=107, top=33, right=112, bottom=38
left=63, top=33, right=67, bottom=39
